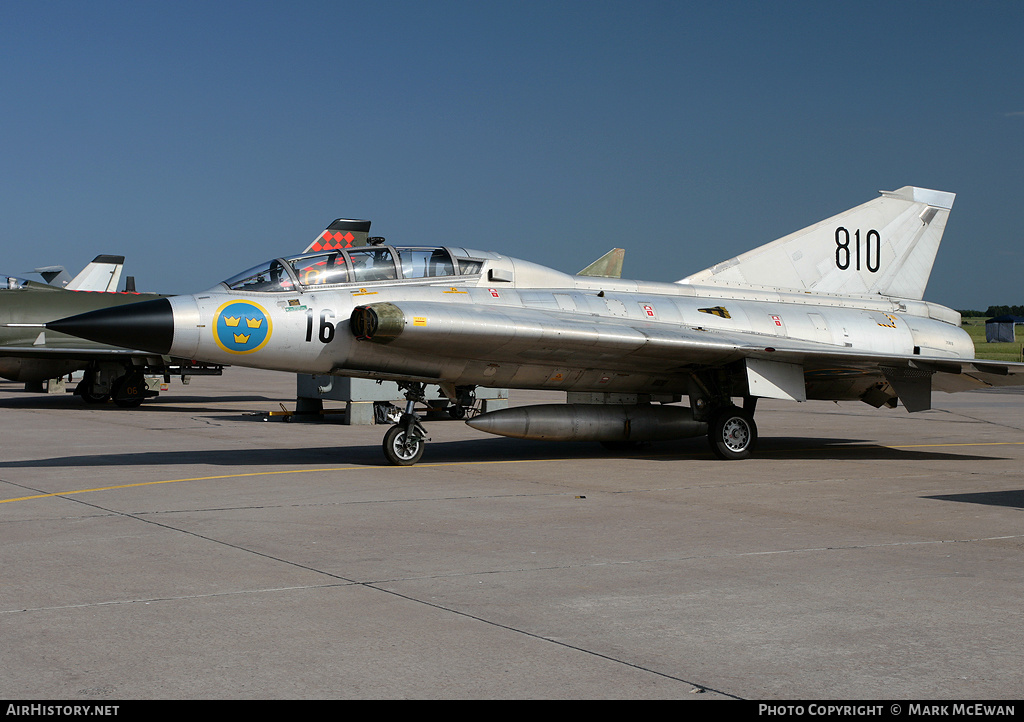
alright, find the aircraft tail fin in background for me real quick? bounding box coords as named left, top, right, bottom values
left=304, top=219, right=373, bottom=252
left=678, top=187, right=955, bottom=300
left=65, top=255, right=125, bottom=292
left=577, top=248, right=625, bottom=278
left=33, top=265, right=72, bottom=287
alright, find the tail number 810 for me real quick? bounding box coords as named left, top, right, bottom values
left=835, top=227, right=881, bottom=273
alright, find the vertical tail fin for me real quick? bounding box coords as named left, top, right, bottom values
left=33, top=265, right=72, bottom=287
left=577, top=248, right=625, bottom=278
left=65, top=255, right=125, bottom=292
left=678, top=187, right=955, bottom=300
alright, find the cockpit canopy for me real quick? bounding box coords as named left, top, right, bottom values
left=222, top=246, right=483, bottom=293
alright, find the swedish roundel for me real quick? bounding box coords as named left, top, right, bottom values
left=214, top=300, right=273, bottom=354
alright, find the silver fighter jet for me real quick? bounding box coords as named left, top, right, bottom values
left=48, top=187, right=1024, bottom=463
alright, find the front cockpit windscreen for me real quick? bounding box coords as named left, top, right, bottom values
left=223, top=259, right=297, bottom=292
left=222, top=247, right=464, bottom=292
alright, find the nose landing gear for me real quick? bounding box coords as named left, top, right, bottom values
left=382, top=382, right=431, bottom=466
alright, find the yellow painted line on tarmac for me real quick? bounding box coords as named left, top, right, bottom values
left=0, top=467, right=360, bottom=505
left=0, top=458, right=554, bottom=505
left=3, top=440, right=1024, bottom=506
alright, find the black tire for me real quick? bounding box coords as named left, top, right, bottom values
left=111, top=374, right=145, bottom=408
left=76, top=371, right=109, bottom=404
left=383, top=424, right=425, bottom=466
left=80, top=385, right=110, bottom=404
left=708, top=406, right=757, bottom=460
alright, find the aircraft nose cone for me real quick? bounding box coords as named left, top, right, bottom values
left=47, top=297, right=175, bottom=354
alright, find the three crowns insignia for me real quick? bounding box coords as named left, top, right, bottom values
left=222, top=313, right=265, bottom=346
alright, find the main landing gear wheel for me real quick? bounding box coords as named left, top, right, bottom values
left=111, top=373, right=146, bottom=408
left=383, top=424, right=426, bottom=466
left=80, top=385, right=110, bottom=404
left=75, top=370, right=110, bottom=404
left=708, top=406, right=757, bottom=460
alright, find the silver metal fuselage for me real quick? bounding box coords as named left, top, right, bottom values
left=163, top=250, right=973, bottom=402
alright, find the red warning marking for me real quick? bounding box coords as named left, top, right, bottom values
left=311, top=231, right=356, bottom=251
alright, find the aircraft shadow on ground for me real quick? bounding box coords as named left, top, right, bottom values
left=0, top=435, right=1006, bottom=470
left=923, top=489, right=1024, bottom=510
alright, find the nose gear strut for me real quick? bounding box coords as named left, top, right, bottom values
left=382, top=382, right=431, bottom=466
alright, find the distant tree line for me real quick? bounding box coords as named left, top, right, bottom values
left=958, top=306, right=1024, bottom=318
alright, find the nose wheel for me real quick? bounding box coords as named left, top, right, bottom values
left=382, top=382, right=431, bottom=466
left=383, top=421, right=427, bottom=466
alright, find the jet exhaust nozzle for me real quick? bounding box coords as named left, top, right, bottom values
left=466, top=403, right=707, bottom=442
left=46, top=297, right=175, bottom=354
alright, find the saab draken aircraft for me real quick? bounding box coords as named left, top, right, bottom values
left=49, top=187, right=1024, bottom=463
left=1, top=257, right=223, bottom=406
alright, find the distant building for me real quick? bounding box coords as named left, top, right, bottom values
left=985, top=315, right=1024, bottom=343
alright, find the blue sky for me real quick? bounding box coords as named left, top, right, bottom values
left=1, top=1, right=1021, bottom=309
